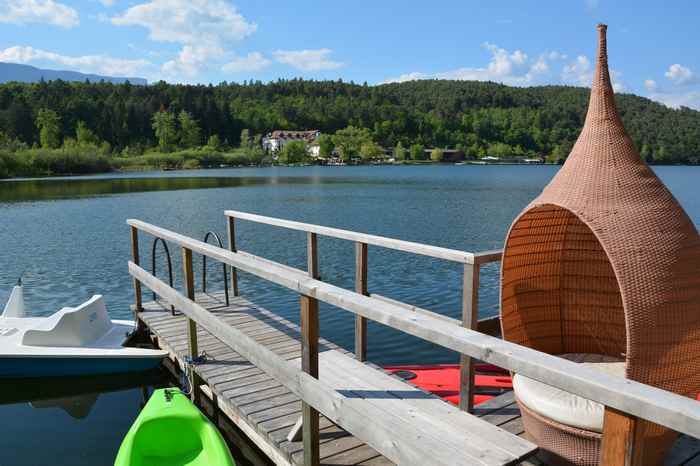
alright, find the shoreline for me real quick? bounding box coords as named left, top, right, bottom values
left=3, top=160, right=700, bottom=182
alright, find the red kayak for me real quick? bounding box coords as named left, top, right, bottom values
left=384, top=363, right=512, bottom=406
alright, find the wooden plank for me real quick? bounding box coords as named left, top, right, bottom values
left=227, top=216, right=239, bottom=297
left=473, top=249, right=503, bottom=265
left=460, top=262, right=480, bottom=412
left=301, top=294, right=320, bottom=466
left=234, top=385, right=292, bottom=407
left=316, top=350, right=535, bottom=463
left=307, top=233, right=319, bottom=279
left=600, top=407, right=645, bottom=466
left=249, top=401, right=303, bottom=424
left=182, top=247, right=198, bottom=360
left=224, top=210, right=479, bottom=264
left=126, top=227, right=700, bottom=439
left=355, top=242, right=368, bottom=362
left=130, top=226, right=143, bottom=311
left=370, top=293, right=501, bottom=337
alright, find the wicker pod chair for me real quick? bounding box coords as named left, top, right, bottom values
left=500, top=24, right=700, bottom=466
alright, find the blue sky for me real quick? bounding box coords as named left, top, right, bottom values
left=0, top=0, right=699, bottom=109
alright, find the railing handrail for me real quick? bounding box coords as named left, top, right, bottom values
left=127, top=218, right=700, bottom=439
left=225, top=210, right=502, bottom=265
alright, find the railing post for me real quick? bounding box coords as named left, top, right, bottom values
left=300, top=294, right=320, bottom=466
left=130, top=226, right=143, bottom=312
left=600, top=407, right=645, bottom=465
left=355, top=242, right=368, bottom=361
left=459, top=261, right=480, bottom=412
left=307, top=232, right=319, bottom=279
left=182, top=247, right=198, bottom=362
left=227, top=216, right=239, bottom=297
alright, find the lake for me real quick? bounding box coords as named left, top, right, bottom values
left=1, top=164, right=698, bottom=465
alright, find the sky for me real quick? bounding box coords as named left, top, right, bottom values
left=0, top=0, right=699, bottom=109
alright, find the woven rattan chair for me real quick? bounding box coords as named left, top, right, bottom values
left=500, top=24, right=700, bottom=466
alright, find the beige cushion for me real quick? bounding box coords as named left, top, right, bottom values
left=513, top=353, right=625, bottom=433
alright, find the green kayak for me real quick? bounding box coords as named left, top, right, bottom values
left=115, top=388, right=236, bottom=466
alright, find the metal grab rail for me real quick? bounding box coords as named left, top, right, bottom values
left=150, top=237, right=175, bottom=315
left=201, top=231, right=229, bottom=306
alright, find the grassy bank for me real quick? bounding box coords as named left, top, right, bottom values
left=0, top=147, right=270, bottom=178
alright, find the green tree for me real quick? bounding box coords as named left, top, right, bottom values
left=249, top=134, right=265, bottom=164
left=240, top=128, right=251, bottom=148
left=152, top=110, right=177, bottom=152
left=317, top=134, right=334, bottom=157
left=331, top=126, right=372, bottom=161
left=409, top=143, right=426, bottom=161
left=36, top=108, right=61, bottom=149
left=75, top=121, right=99, bottom=147
left=394, top=141, right=406, bottom=160
left=178, top=111, right=201, bottom=148
left=359, top=141, right=383, bottom=161
left=206, top=134, right=221, bottom=151
left=488, top=141, right=515, bottom=158
left=430, top=147, right=444, bottom=162
left=278, top=140, right=308, bottom=164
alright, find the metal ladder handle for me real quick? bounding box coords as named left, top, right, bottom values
left=151, top=237, right=175, bottom=315
left=202, top=231, right=230, bottom=306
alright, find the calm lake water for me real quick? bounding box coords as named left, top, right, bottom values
left=1, top=165, right=698, bottom=465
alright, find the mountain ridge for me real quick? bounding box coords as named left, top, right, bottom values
left=0, top=62, right=147, bottom=85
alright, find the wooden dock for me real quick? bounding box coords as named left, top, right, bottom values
left=127, top=212, right=700, bottom=466
left=138, top=291, right=536, bottom=465
left=138, top=290, right=700, bottom=466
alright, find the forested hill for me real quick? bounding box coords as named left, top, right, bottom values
left=1, top=78, right=699, bottom=163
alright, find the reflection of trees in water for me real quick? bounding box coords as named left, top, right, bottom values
left=0, top=176, right=273, bottom=203
left=0, top=174, right=368, bottom=203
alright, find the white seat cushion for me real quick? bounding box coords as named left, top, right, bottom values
left=513, top=353, right=625, bottom=433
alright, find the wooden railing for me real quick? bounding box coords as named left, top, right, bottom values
left=128, top=216, right=700, bottom=466
left=224, top=210, right=501, bottom=413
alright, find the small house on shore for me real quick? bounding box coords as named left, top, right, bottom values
left=262, top=130, right=320, bottom=153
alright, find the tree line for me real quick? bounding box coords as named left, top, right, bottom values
left=1, top=78, right=699, bottom=176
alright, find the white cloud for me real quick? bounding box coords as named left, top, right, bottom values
left=562, top=55, right=592, bottom=85
left=112, top=0, right=256, bottom=78
left=381, top=43, right=564, bottom=86
left=0, top=0, right=79, bottom=28
left=0, top=45, right=151, bottom=77
left=222, top=52, right=271, bottom=73
left=384, top=72, right=427, bottom=83
left=273, top=48, right=344, bottom=72
left=645, top=64, right=700, bottom=110
left=644, top=79, right=658, bottom=92
left=561, top=54, right=625, bottom=91
left=647, top=90, right=700, bottom=110
left=664, top=64, right=696, bottom=85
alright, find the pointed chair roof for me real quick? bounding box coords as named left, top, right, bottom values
left=500, top=25, right=700, bottom=398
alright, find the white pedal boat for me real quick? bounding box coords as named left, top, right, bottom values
left=0, top=284, right=167, bottom=378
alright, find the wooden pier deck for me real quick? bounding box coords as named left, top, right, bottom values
left=138, top=291, right=540, bottom=465
left=139, top=290, right=700, bottom=466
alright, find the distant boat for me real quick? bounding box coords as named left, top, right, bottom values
left=0, top=282, right=167, bottom=378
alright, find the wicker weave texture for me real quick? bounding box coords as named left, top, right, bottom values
left=519, top=399, right=601, bottom=466
left=501, top=24, right=700, bottom=464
